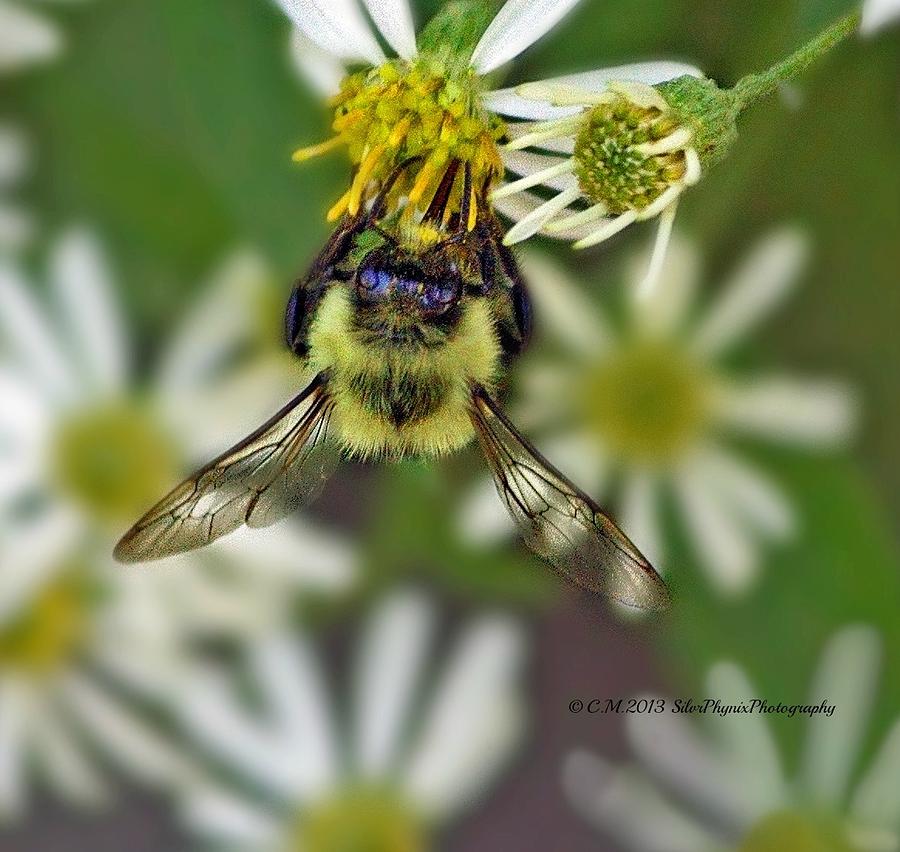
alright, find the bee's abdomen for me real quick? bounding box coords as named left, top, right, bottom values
left=349, top=369, right=449, bottom=428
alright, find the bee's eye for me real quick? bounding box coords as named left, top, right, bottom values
left=357, top=265, right=393, bottom=301
left=419, top=277, right=461, bottom=316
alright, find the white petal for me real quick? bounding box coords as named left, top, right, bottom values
left=214, top=518, right=357, bottom=590
left=176, top=667, right=298, bottom=796
left=471, top=0, right=582, bottom=74
left=272, top=0, right=385, bottom=64
left=249, top=634, right=338, bottom=798
left=674, top=462, right=759, bottom=596
left=0, top=261, right=75, bottom=402
left=800, top=625, right=881, bottom=807
left=289, top=30, right=346, bottom=96
left=517, top=248, right=614, bottom=355
left=713, top=375, right=859, bottom=447
left=51, top=228, right=128, bottom=395
left=501, top=149, right=574, bottom=191
left=502, top=184, right=581, bottom=244
left=179, top=783, right=282, bottom=846
left=0, top=201, right=33, bottom=250
left=31, top=699, right=109, bottom=808
left=690, top=227, right=809, bottom=357
left=705, top=662, right=787, bottom=819
left=483, top=62, right=703, bottom=119
left=0, top=124, right=28, bottom=187
left=0, top=678, right=31, bottom=819
left=562, top=750, right=726, bottom=852
left=620, top=471, right=663, bottom=570
left=851, top=718, right=900, bottom=828
left=505, top=121, right=574, bottom=153
left=362, top=0, right=416, bottom=58
left=492, top=189, right=599, bottom=242
left=353, top=591, right=434, bottom=778
left=0, top=2, right=62, bottom=72
left=403, top=616, right=526, bottom=820
left=626, top=702, right=752, bottom=827
left=861, top=0, right=900, bottom=35
left=456, top=475, right=517, bottom=545
left=689, top=444, right=795, bottom=541
left=0, top=365, right=48, bottom=448
left=629, top=231, right=699, bottom=340
left=64, top=673, right=197, bottom=789
left=633, top=202, right=678, bottom=307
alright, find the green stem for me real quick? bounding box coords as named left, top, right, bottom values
left=732, top=11, right=860, bottom=109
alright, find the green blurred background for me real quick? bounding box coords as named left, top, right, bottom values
left=4, top=0, right=899, bottom=848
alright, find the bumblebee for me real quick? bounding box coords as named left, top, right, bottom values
left=115, top=160, right=670, bottom=611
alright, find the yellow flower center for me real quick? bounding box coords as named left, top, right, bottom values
left=52, top=402, right=176, bottom=523
left=294, top=56, right=504, bottom=227
left=740, top=811, right=856, bottom=852
left=574, top=96, right=687, bottom=215
left=0, top=571, right=92, bottom=674
left=295, top=788, right=426, bottom=852
left=579, top=341, right=710, bottom=466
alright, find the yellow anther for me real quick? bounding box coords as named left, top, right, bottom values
left=408, top=157, right=438, bottom=206
left=292, top=135, right=343, bottom=163
left=467, top=184, right=478, bottom=231
left=348, top=144, right=385, bottom=215
left=388, top=116, right=413, bottom=148
left=327, top=188, right=352, bottom=222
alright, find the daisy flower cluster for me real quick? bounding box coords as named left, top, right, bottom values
left=279, top=0, right=860, bottom=291
left=0, top=232, right=358, bottom=814
left=564, top=625, right=900, bottom=852
left=460, top=231, right=857, bottom=595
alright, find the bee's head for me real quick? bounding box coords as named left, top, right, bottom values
left=354, top=244, right=463, bottom=329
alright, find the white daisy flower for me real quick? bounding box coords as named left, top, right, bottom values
left=862, top=0, right=900, bottom=34
left=0, top=124, right=32, bottom=250
left=0, top=231, right=358, bottom=639
left=489, top=11, right=859, bottom=293
left=563, top=625, right=900, bottom=852
left=175, top=589, right=527, bottom=850
left=459, top=230, right=857, bottom=596
left=277, top=0, right=700, bottom=232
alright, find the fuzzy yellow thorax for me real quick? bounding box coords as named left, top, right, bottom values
left=306, top=287, right=501, bottom=459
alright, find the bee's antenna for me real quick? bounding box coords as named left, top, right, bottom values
left=369, top=156, right=423, bottom=223
left=421, top=160, right=460, bottom=226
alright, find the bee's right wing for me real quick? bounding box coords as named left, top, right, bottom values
left=469, top=386, right=671, bottom=612
left=114, top=372, right=339, bottom=563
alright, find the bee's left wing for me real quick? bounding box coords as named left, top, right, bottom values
left=114, top=372, right=339, bottom=563
left=469, top=386, right=671, bottom=611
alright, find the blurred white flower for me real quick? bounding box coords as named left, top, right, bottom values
left=862, top=0, right=900, bottom=35
left=460, top=230, right=857, bottom=596
left=0, top=0, right=65, bottom=74
left=0, top=232, right=357, bottom=638
left=0, top=506, right=201, bottom=818
left=0, top=232, right=360, bottom=816
left=176, top=589, right=527, bottom=850
left=563, top=625, right=900, bottom=852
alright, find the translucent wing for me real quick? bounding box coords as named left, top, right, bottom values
left=469, top=386, right=671, bottom=611
left=114, top=373, right=339, bottom=563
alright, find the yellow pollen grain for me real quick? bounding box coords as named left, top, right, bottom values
left=292, top=135, right=344, bottom=163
